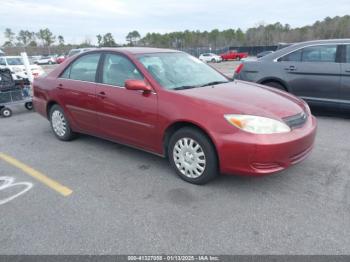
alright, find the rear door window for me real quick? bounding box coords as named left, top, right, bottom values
left=61, top=53, right=101, bottom=82
left=301, top=45, right=337, bottom=62
left=346, top=45, right=350, bottom=63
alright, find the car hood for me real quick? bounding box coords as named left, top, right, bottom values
left=176, top=80, right=306, bottom=119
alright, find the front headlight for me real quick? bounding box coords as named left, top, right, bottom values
left=224, top=114, right=291, bottom=134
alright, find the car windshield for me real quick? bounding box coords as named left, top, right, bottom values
left=137, top=52, right=229, bottom=90
left=6, top=57, right=23, bottom=65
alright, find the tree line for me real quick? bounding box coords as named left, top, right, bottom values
left=139, top=15, right=350, bottom=49
left=2, top=15, right=350, bottom=53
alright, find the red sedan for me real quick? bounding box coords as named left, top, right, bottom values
left=33, top=48, right=317, bottom=184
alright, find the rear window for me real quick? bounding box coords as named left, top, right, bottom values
left=279, top=50, right=302, bottom=62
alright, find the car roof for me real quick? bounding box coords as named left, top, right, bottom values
left=4, top=56, right=22, bottom=58
left=85, top=47, right=181, bottom=55
left=262, top=39, right=350, bottom=61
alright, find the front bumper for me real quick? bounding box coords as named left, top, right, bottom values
left=218, top=115, right=317, bottom=176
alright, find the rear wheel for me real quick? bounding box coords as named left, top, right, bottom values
left=168, top=127, right=218, bottom=184
left=263, top=81, right=287, bottom=91
left=1, top=107, right=12, bottom=118
left=25, top=102, right=33, bottom=110
left=49, top=105, right=76, bottom=141
left=211, top=58, right=215, bottom=63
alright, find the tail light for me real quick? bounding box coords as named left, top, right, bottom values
left=235, top=63, right=244, bottom=74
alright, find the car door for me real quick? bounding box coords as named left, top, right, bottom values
left=340, top=44, right=350, bottom=107
left=57, top=53, right=101, bottom=133
left=95, top=53, right=158, bottom=151
left=278, top=44, right=341, bottom=101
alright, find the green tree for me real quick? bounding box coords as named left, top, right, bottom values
left=58, top=35, right=65, bottom=46
left=16, top=30, right=36, bottom=48
left=102, top=33, right=117, bottom=47
left=96, top=34, right=102, bottom=47
left=4, top=28, right=15, bottom=46
left=126, top=30, right=141, bottom=46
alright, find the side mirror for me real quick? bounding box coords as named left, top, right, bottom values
left=125, top=80, right=152, bottom=93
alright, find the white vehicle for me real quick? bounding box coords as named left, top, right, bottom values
left=199, top=53, right=222, bottom=63
left=67, top=48, right=94, bottom=57
left=0, top=56, right=45, bottom=80
left=35, top=55, right=56, bottom=65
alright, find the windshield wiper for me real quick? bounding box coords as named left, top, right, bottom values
left=173, top=85, right=198, bottom=90
left=200, top=81, right=229, bottom=87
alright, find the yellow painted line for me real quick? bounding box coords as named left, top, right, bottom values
left=0, top=152, right=73, bottom=197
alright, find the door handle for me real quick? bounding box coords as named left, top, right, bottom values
left=57, top=83, right=64, bottom=90
left=345, top=69, right=350, bottom=73
left=285, top=66, right=297, bottom=71
left=97, top=91, right=106, bottom=98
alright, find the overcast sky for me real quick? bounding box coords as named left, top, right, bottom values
left=1, top=0, right=350, bottom=45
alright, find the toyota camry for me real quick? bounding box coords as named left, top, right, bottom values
left=33, top=48, right=317, bottom=184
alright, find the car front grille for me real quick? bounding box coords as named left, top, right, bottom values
left=283, top=112, right=308, bottom=129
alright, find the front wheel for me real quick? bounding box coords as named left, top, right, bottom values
left=49, top=105, right=76, bottom=141
left=1, top=107, right=12, bottom=118
left=168, top=127, right=218, bottom=184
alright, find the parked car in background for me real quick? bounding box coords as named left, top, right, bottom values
left=56, top=55, right=66, bottom=64
left=199, top=53, right=222, bottom=63
left=257, top=50, right=274, bottom=58
left=35, top=55, right=57, bottom=65
left=30, top=56, right=42, bottom=64
left=67, top=48, right=94, bottom=57
left=33, top=47, right=316, bottom=184
left=0, top=56, right=45, bottom=80
left=235, top=39, right=350, bottom=110
left=220, top=50, right=248, bottom=61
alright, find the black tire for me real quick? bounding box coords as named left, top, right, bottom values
left=168, top=127, right=218, bottom=185
left=211, top=58, right=215, bottom=63
left=25, top=102, right=33, bottom=110
left=49, top=104, right=76, bottom=141
left=1, top=107, right=12, bottom=118
left=263, top=81, right=287, bottom=91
